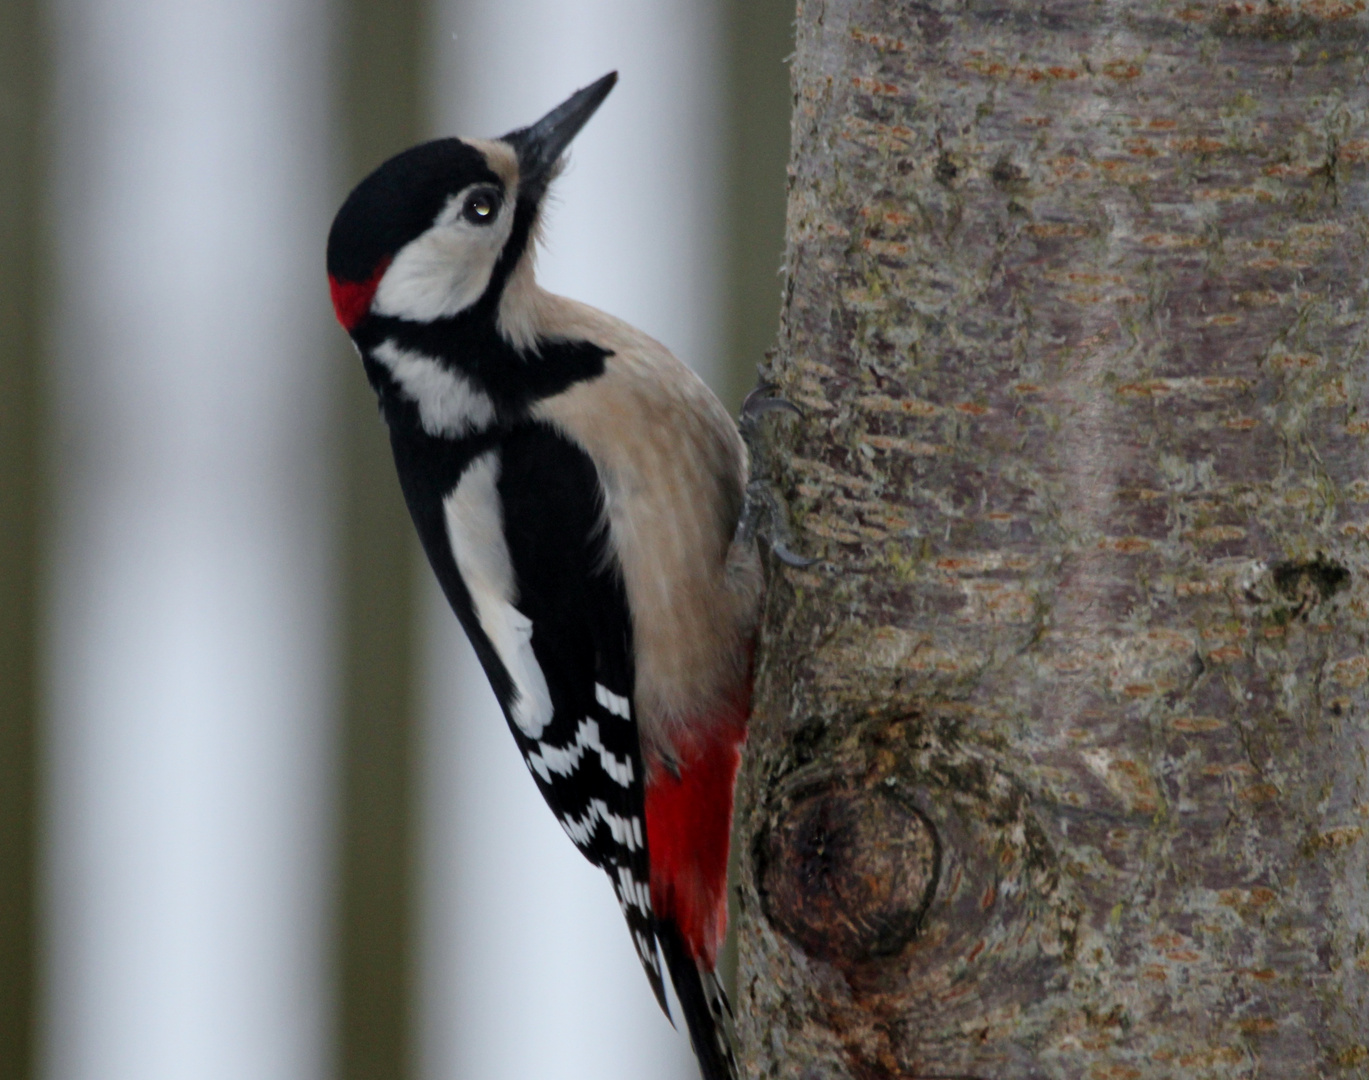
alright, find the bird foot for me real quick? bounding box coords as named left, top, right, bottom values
left=740, top=386, right=804, bottom=432
left=735, top=385, right=818, bottom=568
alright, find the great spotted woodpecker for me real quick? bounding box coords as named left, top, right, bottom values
left=327, top=73, right=757, bottom=1080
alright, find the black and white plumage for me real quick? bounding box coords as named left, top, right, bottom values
left=327, top=74, right=759, bottom=1080
left=392, top=413, right=664, bottom=1001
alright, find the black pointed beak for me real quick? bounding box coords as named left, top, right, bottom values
left=502, top=72, right=617, bottom=203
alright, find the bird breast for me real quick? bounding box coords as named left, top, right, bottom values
left=530, top=296, right=760, bottom=761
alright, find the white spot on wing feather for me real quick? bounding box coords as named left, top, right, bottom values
left=616, top=865, right=652, bottom=914
left=525, top=717, right=633, bottom=786
left=558, top=799, right=643, bottom=853
left=634, top=931, right=660, bottom=973
left=444, top=451, right=553, bottom=738
left=594, top=683, right=631, bottom=719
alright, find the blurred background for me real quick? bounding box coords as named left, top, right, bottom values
left=0, top=0, right=791, bottom=1078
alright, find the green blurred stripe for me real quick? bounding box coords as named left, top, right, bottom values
left=0, top=0, right=44, bottom=1076
left=719, top=0, right=795, bottom=412
left=334, top=1, right=427, bottom=1077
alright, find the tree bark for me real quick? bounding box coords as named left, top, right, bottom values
left=737, top=1, right=1369, bottom=1076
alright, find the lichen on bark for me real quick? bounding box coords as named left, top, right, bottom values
left=736, top=1, right=1369, bottom=1076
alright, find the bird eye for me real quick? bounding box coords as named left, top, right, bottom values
left=462, top=189, right=500, bottom=225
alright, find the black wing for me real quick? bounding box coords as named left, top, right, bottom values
left=390, top=418, right=665, bottom=1010
left=494, top=422, right=665, bottom=1008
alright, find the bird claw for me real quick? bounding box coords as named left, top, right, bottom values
left=740, top=386, right=804, bottom=429
left=735, top=385, right=817, bottom=569
left=771, top=540, right=819, bottom=568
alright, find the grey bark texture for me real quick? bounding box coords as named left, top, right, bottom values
left=735, top=1, right=1369, bottom=1076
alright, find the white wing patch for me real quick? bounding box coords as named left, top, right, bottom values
left=526, top=717, right=634, bottom=787
left=373, top=339, right=495, bottom=438
left=594, top=683, right=631, bottom=720
left=444, top=451, right=553, bottom=738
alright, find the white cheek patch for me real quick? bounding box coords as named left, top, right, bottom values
left=372, top=188, right=514, bottom=322
left=444, top=451, right=553, bottom=738
left=372, top=339, right=495, bottom=437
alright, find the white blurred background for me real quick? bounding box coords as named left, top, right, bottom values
left=0, top=0, right=791, bottom=1078
left=42, top=0, right=337, bottom=1077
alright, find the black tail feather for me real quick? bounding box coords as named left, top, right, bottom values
left=657, top=920, right=738, bottom=1080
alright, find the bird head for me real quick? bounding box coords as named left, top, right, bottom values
left=326, top=72, right=617, bottom=334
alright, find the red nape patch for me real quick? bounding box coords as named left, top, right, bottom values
left=645, top=696, right=749, bottom=969
left=328, top=258, right=389, bottom=331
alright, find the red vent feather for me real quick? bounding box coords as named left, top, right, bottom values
left=645, top=693, right=749, bottom=968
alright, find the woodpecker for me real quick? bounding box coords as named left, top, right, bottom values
left=327, top=73, right=757, bottom=1080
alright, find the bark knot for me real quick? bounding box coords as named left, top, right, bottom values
left=759, top=784, right=939, bottom=965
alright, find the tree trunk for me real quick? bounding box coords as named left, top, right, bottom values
left=737, top=1, right=1369, bottom=1076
